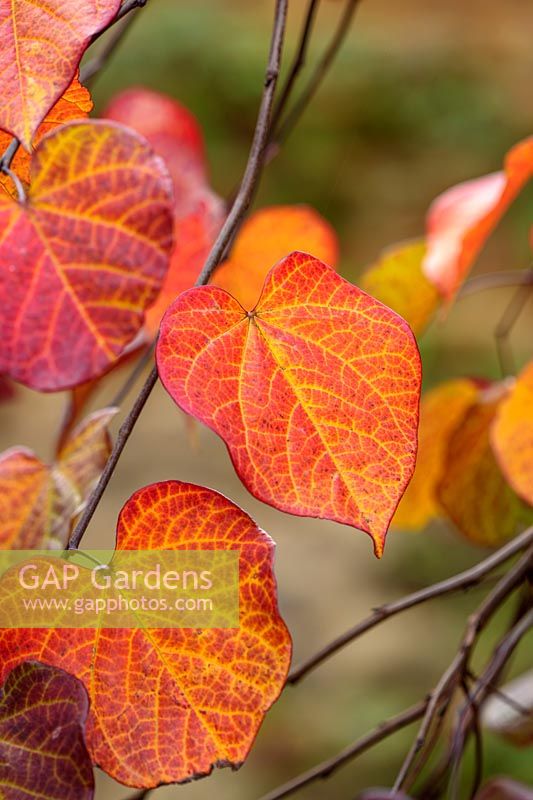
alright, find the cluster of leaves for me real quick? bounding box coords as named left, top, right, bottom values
left=0, top=1, right=531, bottom=797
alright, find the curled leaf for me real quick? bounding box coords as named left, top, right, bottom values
left=0, top=408, right=116, bottom=549
left=423, top=137, right=533, bottom=299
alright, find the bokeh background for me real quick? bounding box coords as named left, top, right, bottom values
left=1, top=0, right=532, bottom=797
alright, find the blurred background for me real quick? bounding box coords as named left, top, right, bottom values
left=1, top=0, right=532, bottom=796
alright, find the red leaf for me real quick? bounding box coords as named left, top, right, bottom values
left=0, top=121, right=174, bottom=391
left=104, top=87, right=225, bottom=335
left=0, top=0, right=120, bottom=148
left=423, top=137, right=533, bottom=298
left=157, top=252, right=421, bottom=556
left=0, top=660, right=93, bottom=800
left=0, top=481, right=292, bottom=787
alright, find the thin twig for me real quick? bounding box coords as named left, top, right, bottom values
left=80, top=10, right=140, bottom=84
left=494, top=268, right=533, bottom=377
left=89, top=0, right=147, bottom=46
left=124, top=790, right=151, bottom=800
left=288, top=527, right=533, bottom=684
left=257, top=700, right=428, bottom=800
left=459, top=269, right=533, bottom=298
left=111, top=340, right=157, bottom=407
left=67, top=0, right=289, bottom=550
left=271, top=0, right=361, bottom=147
left=392, top=545, right=533, bottom=793
left=0, top=166, right=26, bottom=203
left=448, top=608, right=533, bottom=799
left=269, top=0, right=321, bottom=136
left=0, top=138, right=20, bottom=172
left=195, top=0, right=288, bottom=286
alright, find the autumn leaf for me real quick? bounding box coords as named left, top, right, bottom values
left=0, top=77, right=93, bottom=199
left=0, top=0, right=119, bottom=148
left=144, top=194, right=225, bottom=336
left=0, top=660, right=94, bottom=800
left=157, top=252, right=421, bottom=557
left=423, top=136, right=533, bottom=299
left=214, top=205, right=339, bottom=309
left=491, top=360, right=533, bottom=507
left=0, top=481, right=292, bottom=787
left=0, top=121, right=174, bottom=391
left=474, top=778, right=533, bottom=800
left=360, top=239, right=440, bottom=336
left=393, top=379, right=479, bottom=531
left=437, top=386, right=530, bottom=547
left=0, top=408, right=116, bottom=549
left=104, top=87, right=225, bottom=334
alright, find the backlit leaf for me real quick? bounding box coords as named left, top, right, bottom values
left=437, top=386, right=529, bottom=547
left=0, top=481, right=292, bottom=787
left=491, top=360, right=533, bottom=507
left=0, top=77, right=93, bottom=199
left=0, top=121, right=174, bottom=390
left=0, top=408, right=116, bottom=549
left=157, top=252, right=421, bottom=557
left=104, top=87, right=225, bottom=334
left=423, top=137, right=533, bottom=299
left=474, top=778, right=533, bottom=800
left=360, top=239, right=440, bottom=336
left=393, top=379, right=478, bottom=531
left=214, top=205, right=339, bottom=309
left=0, top=660, right=93, bottom=800
left=0, top=0, right=119, bottom=148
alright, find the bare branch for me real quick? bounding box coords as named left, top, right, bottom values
left=459, top=269, right=533, bottom=298
left=257, top=700, right=427, bottom=800
left=288, top=526, right=533, bottom=684
left=392, top=545, right=533, bottom=793
left=0, top=166, right=26, bottom=203
left=0, top=138, right=20, bottom=172
left=67, top=0, right=289, bottom=550
left=80, top=11, right=139, bottom=84
left=272, top=0, right=361, bottom=147
left=494, top=267, right=533, bottom=377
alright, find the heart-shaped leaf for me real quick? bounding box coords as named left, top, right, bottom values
left=0, top=481, right=292, bottom=787
left=0, top=660, right=93, bottom=800
left=0, top=0, right=120, bottom=147
left=0, top=121, right=174, bottom=390
left=157, top=252, right=421, bottom=556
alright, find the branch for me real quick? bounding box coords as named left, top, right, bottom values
left=271, top=0, right=361, bottom=148
left=392, top=544, right=533, bottom=793
left=89, top=0, right=147, bottom=46
left=288, top=526, right=533, bottom=684
left=458, top=269, right=533, bottom=298
left=0, top=138, right=20, bottom=172
left=80, top=10, right=140, bottom=84
left=268, top=0, right=321, bottom=136
left=257, top=700, right=428, bottom=800
left=67, top=0, right=289, bottom=550
left=494, top=267, right=533, bottom=377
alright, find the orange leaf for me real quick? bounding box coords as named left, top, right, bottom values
left=491, top=360, right=533, bottom=507
left=0, top=408, right=116, bottom=549
left=437, top=387, right=530, bottom=547
left=104, top=87, right=225, bottom=335
left=214, top=205, right=339, bottom=309
left=0, top=481, right=292, bottom=787
left=360, top=239, right=440, bottom=336
left=0, top=121, right=174, bottom=390
left=157, top=252, right=421, bottom=557
left=393, top=379, right=478, bottom=531
left=0, top=77, right=93, bottom=199
left=423, top=136, right=533, bottom=299
left=0, top=0, right=119, bottom=148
